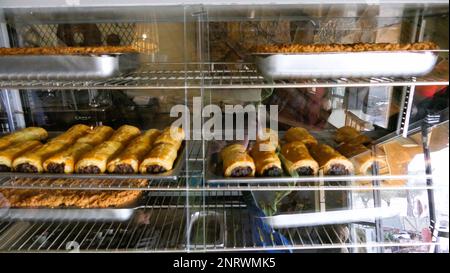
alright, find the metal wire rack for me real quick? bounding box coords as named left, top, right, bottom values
left=0, top=62, right=448, bottom=90
left=0, top=191, right=438, bottom=252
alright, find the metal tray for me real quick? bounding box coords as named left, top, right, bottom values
left=254, top=50, right=439, bottom=79
left=0, top=53, right=139, bottom=80
left=0, top=193, right=148, bottom=222
left=0, top=140, right=185, bottom=181
left=259, top=207, right=401, bottom=229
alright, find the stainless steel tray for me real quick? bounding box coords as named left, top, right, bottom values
left=254, top=50, right=439, bottom=79
left=0, top=140, right=185, bottom=181
left=259, top=207, right=401, bottom=229
left=0, top=53, right=139, bottom=80
left=0, top=193, right=149, bottom=222
left=0, top=208, right=136, bottom=221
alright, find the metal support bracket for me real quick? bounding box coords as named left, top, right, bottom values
left=397, top=85, right=416, bottom=138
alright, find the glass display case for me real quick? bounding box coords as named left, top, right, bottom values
left=0, top=0, right=448, bottom=253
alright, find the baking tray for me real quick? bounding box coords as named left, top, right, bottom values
left=254, top=50, right=440, bottom=79
left=0, top=192, right=148, bottom=222
left=259, top=207, right=401, bottom=229
left=0, top=53, right=139, bottom=80
left=0, top=140, right=185, bottom=181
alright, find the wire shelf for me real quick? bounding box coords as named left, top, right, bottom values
left=0, top=192, right=438, bottom=252
left=0, top=62, right=448, bottom=90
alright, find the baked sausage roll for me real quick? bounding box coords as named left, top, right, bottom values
left=0, top=127, right=47, bottom=150
left=334, top=126, right=371, bottom=145
left=76, top=125, right=114, bottom=146
left=12, top=141, right=70, bottom=173
left=220, top=144, right=255, bottom=177
left=337, top=142, right=387, bottom=181
left=139, top=143, right=179, bottom=174
left=49, top=124, right=90, bottom=144
left=75, top=141, right=124, bottom=174
left=108, top=125, right=141, bottom=145
left=309, top=143, right=354, bottom=175
left=0, top=141, right=42, bottom=172
left=153, top=127, right=185, bottom=150
left=284, top=127, right=318, bottom=147
left=107, top=129, right=161, bottom=174
left=281, top=141, right=319, bottom=176
left=251, top=141, right=282, bottom=176
left=43, top=142, right=93, bottom=174
left=256, top=128, right=279, bottom=150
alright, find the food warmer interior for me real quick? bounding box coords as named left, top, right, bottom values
left=0, top=1, right=448, bottom=253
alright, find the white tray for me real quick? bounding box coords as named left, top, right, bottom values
left=255, top=50, right=439, bottom=79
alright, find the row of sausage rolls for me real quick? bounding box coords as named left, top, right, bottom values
left=0, top=127, right=48, bottom=151
left=281, top=127, right=319, bottom=176
left=75, top=125, right=141, bottom=174
left=139, top=127, right=185, bottom=174
left=11, top=124, right=91, bottom=173
left=334, top=126, right=387, bottom=178
left=1, top=124, right=184, bottom=175
left=76, top=126, right=185, bottom=174
left=284, top=127, right=354, bottom=175
left=44, top=125, right=113, bottom=173
left=221, top=127, right=354, bottom=178
left=221, top=128, right=282, bottom=177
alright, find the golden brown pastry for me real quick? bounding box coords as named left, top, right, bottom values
left=75, top=141, right=123, bottom=174
left=43, top=142, right=93, bottom=174
left=49, top=124, right=91, bottom=144
left=254, top=42, right=439, bottom=53
left=280, top=141, right=319, bottom=176
left=139, top=143, right=179, bottom=174
left=76, top=125, right=114, bottom=146
left=336, top=142, right=369, bottom=158
left=334, top=126, right=371, bottom=145
left=153, top=126, right=185, bottom=150
left=108, top=125, right=141, bottom=145
left=220, top=144, right=255, bottom=177
left=0, top=46, right=140, bottom=56
left=0, top=127, right=47, bottom=150
left=337, top=142, right=387, bottom=177
left=0, top=182, right=145, bottom=208
left=251, top=141, right=282, bottom=176
left=309, top=143, right=354, bottom=175
left=256, top=128, right=279, bottom=151
left=12, top=141, right=70, bottom=173
left=284, top=127, right=318, bottom=147
left=107, top=129, right=161, bottom=174
left=0, top=141, right=42, bottom=172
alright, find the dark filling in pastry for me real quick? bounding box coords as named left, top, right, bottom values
left=16, top=163, right=38, bottom=173
left=295, top=166, right=314, bottom=176
left=326, top=164, right=350, bottom=175
left=78, top=165, right=101, bottom=174
left=263, top=166, right=282, bottom=177
left=0, top=164, right=11, bottom=172
left=146, top=165, right=167, bottom=174
left=47, top=163, right=65, bottom=173
left=114, top=164, right=134, bottom=174
left=231, top=166, right=252, bottom=177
